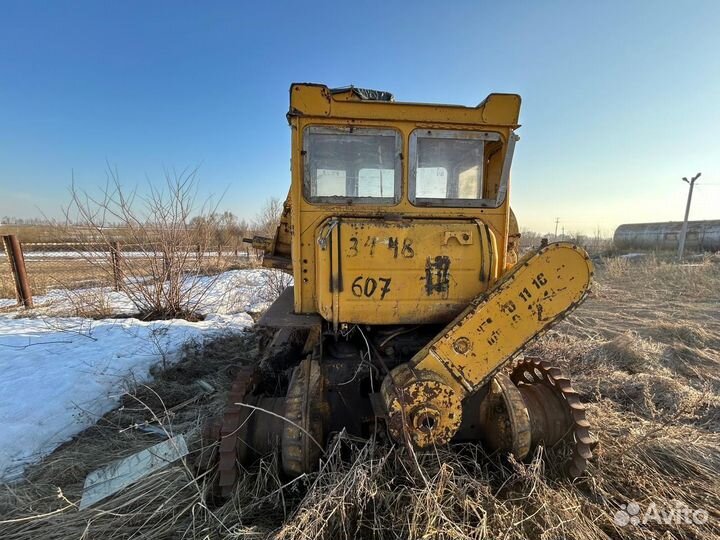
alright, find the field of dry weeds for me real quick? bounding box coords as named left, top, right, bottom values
left=2, top=254, right=719, bottom=539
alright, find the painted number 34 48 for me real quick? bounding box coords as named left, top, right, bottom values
left=351, top=276, right=392, bottom=300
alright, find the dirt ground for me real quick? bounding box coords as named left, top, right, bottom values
left=1, top=254, right=719, bottom=540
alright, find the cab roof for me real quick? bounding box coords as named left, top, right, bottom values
left=288, top=83, right=521, bottom=127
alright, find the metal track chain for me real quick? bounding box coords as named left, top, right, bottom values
left=215, top=364, right=258, bottom=498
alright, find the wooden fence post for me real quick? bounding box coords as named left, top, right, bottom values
left=2, top=234, right=33, bottom=308
left=110, top=241, right=123, bottom=292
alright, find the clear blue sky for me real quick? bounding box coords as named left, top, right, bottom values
left=1, top=0, right=718, bottom=234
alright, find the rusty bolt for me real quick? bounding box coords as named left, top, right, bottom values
left=453, top=337, right=472, bottom=355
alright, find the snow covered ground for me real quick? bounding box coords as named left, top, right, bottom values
left=0, top=268, right=281, bottom=481
left=0, top=268, right=276, bottom=313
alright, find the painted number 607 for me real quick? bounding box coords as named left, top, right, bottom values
left=351, top=276, right=392, bottom=300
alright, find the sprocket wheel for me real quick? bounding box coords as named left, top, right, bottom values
left=510, top=357, right=595, bottom=476
left=281, top=357, right=328, bottom=476
left=214, top=364, right=259, bottom=498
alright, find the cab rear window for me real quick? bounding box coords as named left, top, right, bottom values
left=303, top=126, right=402, bottom=204
left=410, top=129, right=501, bottom=207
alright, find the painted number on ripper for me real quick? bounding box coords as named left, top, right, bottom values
left=499, top=272, right=549, bottom=325
left=517, top=272, right=548, bottom=303
left=351, top=276, right=392, bottom=300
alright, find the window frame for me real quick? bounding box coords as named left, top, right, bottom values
left=302, top=125, right=403, bottom=205
left=408, top=129, right=502, bottom=208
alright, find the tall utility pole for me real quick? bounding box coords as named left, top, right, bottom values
left=677, top=172, right=701, bottom=260
left=554, top=217, right=560, bottom=239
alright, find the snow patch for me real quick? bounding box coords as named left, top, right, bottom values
left=0, top=268, right=287, bottom=481
left=1, top=268, right=280, bottom=316
left=0, top=313, right=253, bottom=481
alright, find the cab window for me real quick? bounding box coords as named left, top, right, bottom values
left=304, top=126, right=402, bottom=204
left=410, top=129, right=501, bottom=206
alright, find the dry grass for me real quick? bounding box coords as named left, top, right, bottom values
left=0, top=333, right=262, bottom=538
left=1, top=255, right=719, bottom=539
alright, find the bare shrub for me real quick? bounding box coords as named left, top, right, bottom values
left=253, top=197, right=283, bottom=238
left=257, top=269, right=293, bottom=305
left=63, top=167, right=227, bottom=319
left=190, top=211, right=249, bottom=262
left=519, top=228, right=544, bottom=251
left=54, top=287, right=117, bottom=319
left=244, top=197, right=284, bottom=263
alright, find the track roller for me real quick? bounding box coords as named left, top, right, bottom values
left=200, top=357, right=329, bottom=498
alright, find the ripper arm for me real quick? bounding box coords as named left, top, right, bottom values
left=380, top=242, right=594, bottom=447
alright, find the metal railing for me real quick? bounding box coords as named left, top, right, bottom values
left=1, top=237, right=258, bottom=309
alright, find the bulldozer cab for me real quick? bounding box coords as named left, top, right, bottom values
left=263, top=83, right=521, bottom=328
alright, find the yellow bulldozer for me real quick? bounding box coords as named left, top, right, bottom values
left=204, top=84, right=595, bottom=497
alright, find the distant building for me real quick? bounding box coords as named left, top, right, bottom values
left=614, top=220, right=720, bottom=251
